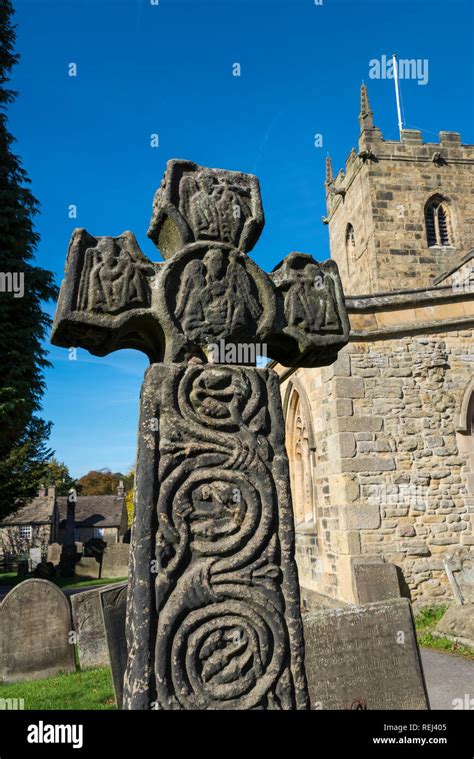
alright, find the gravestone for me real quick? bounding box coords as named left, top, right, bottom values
left=303, top=598, right=429, bottom=710
left=435, top=604, right=474, bottom=647
left=51, top=159, right=350, bottom=710
left=47, top=543, right=62, bottom=565
left=29, top=547, right=42, bottom=571
left=74, top=557, right=100, bottom=579
left=444, top=549, right=474, bottom=604
left=0, top=579, right=75, bottom=683
left=71, top=588, right=110, bottom=669
left=99, top=583, right=128, bottom=709
left=353, top=561, right=401, bottom=604
left=101, top=544, right=130, bottom=578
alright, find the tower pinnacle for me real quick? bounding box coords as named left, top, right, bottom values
left=359, top=82, right=374, bottom=131
left=325, top=154, right=334, bottom=185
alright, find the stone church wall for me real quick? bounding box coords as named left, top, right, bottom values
left=281, top=323, right=474, bottom=606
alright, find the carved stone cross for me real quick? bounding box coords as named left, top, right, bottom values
left=52, top=159, right=349, bottom=710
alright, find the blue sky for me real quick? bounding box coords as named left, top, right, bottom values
left=9, top=0, right=474, bottom=478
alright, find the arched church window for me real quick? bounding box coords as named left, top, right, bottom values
left=425, top=196, right=451, bottom=247
left=345, top=223, right=356, bottom=253
left=285, top=387, right=315, bottom=525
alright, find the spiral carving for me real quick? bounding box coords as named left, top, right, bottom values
left=123, top=363, right=308, bottom=710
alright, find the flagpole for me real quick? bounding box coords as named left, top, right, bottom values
left=393, top=53, right=403, bottom=137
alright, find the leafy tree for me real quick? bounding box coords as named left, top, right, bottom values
left=125, top=490, right=134, bottom=527
left=0, top=1, right=58, bottom=519
left=76, top=469, right=123, bottom=496
left=41, top=458, right=76, bottom=496
left=122, top=466, right=134, bottom=494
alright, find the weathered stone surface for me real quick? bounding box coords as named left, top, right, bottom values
left=71, top=588, right=110, bottom=669
left=269, top=252, right=350, bottom=366
left=353, top=561, right=401, bottom=604
left=74, top=557, right=100, bottom=579
left=51, top=159, right=349, bottom=710
left=147, top=159, right=264, bottom=257
left=303, top=599, right=429, bottom=710
left=434, top=603, right=474, bottom=647
left=101, top=544, right=130, bottom=578
left=51, top=160, right=349, bottom=369
left=29, top=547, right=42, bottom=571
left=123, top=364, right=309, bottom=710
left=47, top=543, right=61, bottom=565
left=0, top=579, right=75, bottom=683
left=99, top=582, right=128, bottom=709
left=341, top=503, right=381, bottom=530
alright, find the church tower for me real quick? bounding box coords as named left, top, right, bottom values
left=325, top=83, right=474, bottom=295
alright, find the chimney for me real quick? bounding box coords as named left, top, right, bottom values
left=38, top=484, right=47, bottom=497
left=117, top=480, right=125, bottom=498
left=47, top=484, right=56, bottom=499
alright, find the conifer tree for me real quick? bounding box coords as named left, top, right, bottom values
left=0, top=1, right=58, bottom=518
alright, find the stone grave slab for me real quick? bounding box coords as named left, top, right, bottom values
left=353, top=561, right=401, bottom=604
left=434, top=603, right=474, bottom=648
left=47, top=543, right=62, bottom=565
left=71, top=588, right=110, bottom=669
left=303, top=598, right=429, bottom=710
left=29, top=547, right=42, bottom=571
left=0, top=579, right=75, bottom=683
left=99, top=582, right=128, bottom=709
left=101, top=544, right=129, bottom=578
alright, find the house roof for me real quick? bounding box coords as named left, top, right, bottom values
left=57, top=495, right=125, bottom=529
left=0, top=497, right=55, bottom=526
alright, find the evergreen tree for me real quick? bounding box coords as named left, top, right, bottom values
left=0, top=1, right=58, bottom=518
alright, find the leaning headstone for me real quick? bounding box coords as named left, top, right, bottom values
left=29, top=547, right=42, bottom=571
left=434, top=603, right=474, bottom=648
left=0, top=579, right=75, bottom=683
left=99, top=583, right=128, bottom=709
left=444, top=550, right=474, bottom=604
left=303, top=598, right=429, bottom=710
left=47, top=543, right=62, bottom=565
left=71, top=588, right=109, bottom=669
left=51, top=158, right=350, bottom=710
left=101, top=544, right=130, bottom=578
left=353, top=561, right=401, bottom=604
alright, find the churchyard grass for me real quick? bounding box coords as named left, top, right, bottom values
left=0, top=667, right=115, bottom=710
left=415, top=605, right=474, bottom=660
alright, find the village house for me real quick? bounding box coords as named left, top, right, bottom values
left=0, top=483, right=128, bottom=560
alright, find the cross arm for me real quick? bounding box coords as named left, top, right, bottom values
left=50, top=228, right=164, bottom=362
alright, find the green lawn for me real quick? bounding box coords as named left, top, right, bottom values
left=0, top=572, right=126, bottom=590
left=0, top=667, right=116, bottom=710
left=415, top=604, right=474, bottom=660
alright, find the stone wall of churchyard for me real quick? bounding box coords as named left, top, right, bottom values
left=0, top=524, right=51, bottom=557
